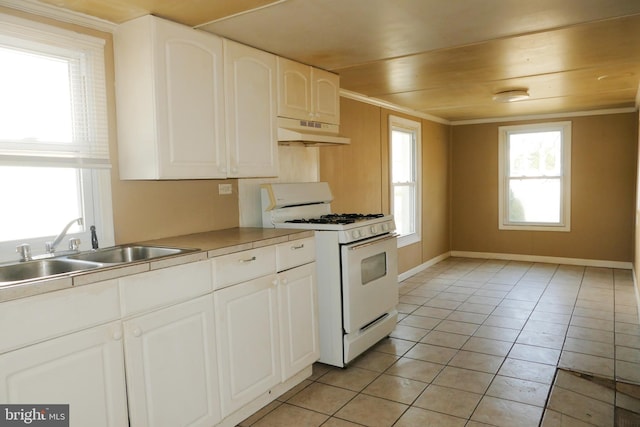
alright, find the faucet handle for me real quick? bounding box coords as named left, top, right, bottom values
left=16, top=243, right=32, bottom=262
left=69, top=238, right=81, bottom=251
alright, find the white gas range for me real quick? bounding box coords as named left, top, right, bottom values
left=261, top=182, right=399, bottom=367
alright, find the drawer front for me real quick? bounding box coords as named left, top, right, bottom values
left=276, top=237, right=316, bottom=272
left=0, top=280, right=120, bottom=354
left=212, top=246, right=276, bottom=290
left=119, top=260, right=212, bottom=317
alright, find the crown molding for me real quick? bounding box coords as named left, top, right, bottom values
left=0, top=0, right=116, bottom=32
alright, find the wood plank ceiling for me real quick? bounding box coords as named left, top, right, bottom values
left=33, top=0, right=640, bottom=122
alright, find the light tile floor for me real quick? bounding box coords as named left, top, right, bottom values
left=239, top=257, right=640, bottom=426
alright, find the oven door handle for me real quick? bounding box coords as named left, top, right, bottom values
left=347, top=233, right=399, bottom=251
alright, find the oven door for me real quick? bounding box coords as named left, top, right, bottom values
left=341, top=233, right=399, bottom=334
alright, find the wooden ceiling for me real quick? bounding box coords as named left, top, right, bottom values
left=33, top=0, right=640, bottom=122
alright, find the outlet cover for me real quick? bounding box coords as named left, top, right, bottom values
left=218, top=183, right=233, bottom=195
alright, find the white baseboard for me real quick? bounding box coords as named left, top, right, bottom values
left=450, top=250, right=632, bottom=270
left=398, top=252, right=452, bottom=282
left=633, top=266, right=640, bottom=316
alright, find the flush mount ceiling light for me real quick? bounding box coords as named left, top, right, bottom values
left=492, top=89, right=530, bottom=103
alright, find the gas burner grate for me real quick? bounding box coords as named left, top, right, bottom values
left=284, top=213, right=385, bottom=225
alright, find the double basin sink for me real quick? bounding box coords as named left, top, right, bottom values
left=0, top=245, right=197, bottom=285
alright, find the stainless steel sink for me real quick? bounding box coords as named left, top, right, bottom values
left=0, top=259, right=103, bottom=284
left=67, top=245, right=196, bottom=264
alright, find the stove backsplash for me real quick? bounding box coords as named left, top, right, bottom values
left=238, top=145, right=320, bottom=227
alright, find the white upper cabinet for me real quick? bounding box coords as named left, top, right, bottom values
left=114, top=15, right=226, bottom=179
left=224, top=39, right=279, bottom=178
left=277, top=57, right=340, bottom=125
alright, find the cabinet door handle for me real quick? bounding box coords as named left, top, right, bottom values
left=240, top=256, right=256, bottom=263
left=112, top=327, right=123, bottom=341
left=132, top=327, right=142, bottom=338
left=291, top=244, right=304, bottom=250
left=272, top=278, right=279, bottom=286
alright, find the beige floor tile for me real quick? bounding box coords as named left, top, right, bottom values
left=434, top=319, right=479, bottom=335
left=413, top=384, right=482, bottom=418
left=435, top=291, right=469, bottom=302
left=362, top=373, right=427, bottom=404
left=396, top=303, right=419, bottom=314
left=616, top=360, right=640, bottom=383
left=425, top=298, right=462, bottom=310
left=277, top=379, right=313, bottom=402
left=403, top=342, right=458, bottom=364
left=486, top=375, right=551, bottom=407
left=433, top=366, right=494, bottom=394
left=457, top=302, right=496, bottom=314
left=238, top=401, right=282, bottom=426
left=554, top=370, right=615, bottom=404
left=540, top=409, right=594, bottom=427
left=320, top=417, right=363, bottom=427
left=474, top=289, right=508, bottom=299
left=471, top=396, right=544, bottom=427
left=473, top=325, right=520, bottom=342
left=523, top=319, right=569, bottom=336
left=546, top=386, right=614, bottom=426
left=308, top=363, right=331, bottom=381
left=384, top=357, right=444, bottom=383
left=562, top=337, right=614, bottom=358
left=491, top=306, right=532, bottom=320
left=499, top=298, right=537, bottom=310
left=393, top=407, right=466, bottom=427
left=389, top=324, right=429, bottom=342
left=286, top=382, right=356, bottom=415
left=371, top=337, right=415, bottom=356
left=483, top=314, right=527, bottom=330
left=252, top=403, right=329, bottom=427
left=570, top=316, right=614, bottom=332
left=509, top=343, right=561, bottom=365
left=351, top=350, right=399, bottom=372
left=516, top=330, right=565, bottom=350
left=398, top=295, right=429, bottom=305
left=529, top=311, right=571, bottom=325
left=420, top=330, right=470, bottom=349
left=616, top=321, right=640, bottom=335
left=617, top=332, right=640, bottom=349
left=461, top=336, right=513, bottom=356
left=559, top=351, right=614, bottom=379
left=572, top=307, right=614, bottom=321
left=413, top=306, right=453, bottom=319
left=333, top=394, right=408, bottom=427
left=567, top=325, right=614, bottom=344
left=445, top=310, right=488, bottom=324
left=498, top=358, right=557, bottom=384
left=398, top=314, right=441, bottom=330
left=448, top=350, right=504, bottom=374
left=317, top=366, right=379, bottom=392
left=534, top=303, right=574, bottom=315
left=616, top=345, right=640, bottom=363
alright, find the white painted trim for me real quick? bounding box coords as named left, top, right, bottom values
left=632, top=265, right=640, bottom=318
left=451, top=107, right=637, bottom=126
left=0, top=0, right=116, bottom=32
left=340, top=89, right=450, bottom=125
left=398, top=252, right=451, bottom=282
left=451, top=250, right=632, bottom=270
left=195, top=0, right=288, bottom=27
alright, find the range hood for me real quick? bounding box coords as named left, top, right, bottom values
left=277, top=117, right=350, bottom=146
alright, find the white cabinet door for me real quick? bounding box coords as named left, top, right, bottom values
left=277, top=57, right=340, bottom=125
left=0, top=322, right=128, bottom=427
left=224, top=39, right=278, bottom=178
left=214, top=274, right=281, bottom=416
left=123, top=294, right=221, bottom=427
left=312, top=68, right=340, bottom=125
left=115, top=15, right=226, bottom=179
left=278, top=262, right=320, bottom=380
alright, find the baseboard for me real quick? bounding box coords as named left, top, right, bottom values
left=450, top=250, right=632, bottom=270
left=633, top=266, right=640, bottom=316
left=398, top=252, right=452, bottom=282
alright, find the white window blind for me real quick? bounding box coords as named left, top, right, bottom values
left=0, top=14, right=109, bottom=168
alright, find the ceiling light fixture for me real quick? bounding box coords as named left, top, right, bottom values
left=492, top=89, right=530, bottom=103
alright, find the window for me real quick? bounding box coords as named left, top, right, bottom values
left=498, top=121, right=571, bottom=231
left=389, top=115, right=421, bottom=247
left=0, top=13, right=114, bottom=261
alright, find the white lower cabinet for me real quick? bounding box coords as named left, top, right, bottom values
left=278, top=262, right=320, bottom=380
left=123, top=294, right=221, bottom=427
left=214, top=274, right=281, bottom=417
left=0, top=321, right=129, bottom=427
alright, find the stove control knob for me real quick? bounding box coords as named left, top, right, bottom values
left=370, top=225, right=378, bottom=234
left=351, top=230, right=359, bottom=239
left=382, top=223, right=389, bottom=231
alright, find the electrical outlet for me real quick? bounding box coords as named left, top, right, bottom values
left=218, top=183, right=233, bottom=195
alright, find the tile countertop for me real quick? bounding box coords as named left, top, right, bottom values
left=0, top=227, right=314, bottom=303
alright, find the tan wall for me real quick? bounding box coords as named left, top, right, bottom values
left=321, top=98, right=451, bottom=274
left=451, top=113, right=638, bottom=262
left=3, top=8, right=241, bottom=244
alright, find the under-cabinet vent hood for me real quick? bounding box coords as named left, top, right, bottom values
left=277, top=117, right=350, bottom=146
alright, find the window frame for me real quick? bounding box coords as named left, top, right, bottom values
left=389, top=115, right=422, bottom=248
left=0, top=12, right=114, bottom=262
left=498, top=121, right=572, bottom=232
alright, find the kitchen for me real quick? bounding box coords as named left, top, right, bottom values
left=1, top=0, right=640, bottom=426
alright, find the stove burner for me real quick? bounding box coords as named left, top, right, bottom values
left=284, top=213, right=385, bottom=225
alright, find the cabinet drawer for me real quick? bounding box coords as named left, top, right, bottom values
left=119, top=260, right=212, bottom=317
left=212, top=246, right=276, bottom=290
left=0, top=280, right=120, bottom=354
left=276, top=237, right=316, bottom=272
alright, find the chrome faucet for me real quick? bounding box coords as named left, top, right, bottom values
left=46, top=217, right=83, bottom=254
